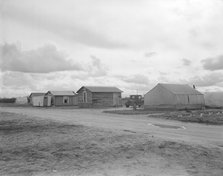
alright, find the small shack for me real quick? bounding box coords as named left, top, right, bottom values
left=144, top=83, right=205, bottom=110
left=45, top=91, right=77, bottom=106
left=76, top=86, right=122, bottom=108
left=28, top=93, right=45, bottom=106
left=204, top=92, right=223, bottom=108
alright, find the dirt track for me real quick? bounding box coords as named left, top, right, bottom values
left=1, top=107, right=222, bottom=148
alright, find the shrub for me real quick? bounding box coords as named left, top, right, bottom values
left=0, top=98, right=16, bottom=103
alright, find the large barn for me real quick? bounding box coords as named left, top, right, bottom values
left=45, top=91, right=78, bottom=106
left=144, top=83, right=205, bottom=110
left=77, top=86, right=122, bottom=108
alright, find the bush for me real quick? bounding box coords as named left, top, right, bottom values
left=0, top=98, right=16, bottom=103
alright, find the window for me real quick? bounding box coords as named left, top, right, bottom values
left=83, top=91, right=87, bottom=103
left=63, top=96, right=69, bottom=104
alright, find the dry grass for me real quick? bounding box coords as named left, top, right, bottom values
left=151, top=110, right=223, bottom=125
left=0, top=111, right=223, bottom=176
left=104, top=109, right=166, bottom=115
left=104, top=109, right=223, bottom=125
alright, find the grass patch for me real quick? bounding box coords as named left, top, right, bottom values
left=104, top=109, right=223, bottom=125
left=153, top=111, right=223, bottom=125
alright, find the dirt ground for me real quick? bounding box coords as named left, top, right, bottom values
left=0, top=107, right=223, bottom=176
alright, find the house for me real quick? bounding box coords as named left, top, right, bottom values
left=28, top=93, right=45, bottom=106
left=45, top=91, right=77, bottom=106
left=76, top=86, right=122, bottom=108
left=144, top=83, right=205, bottom=110
left=204, top=92, right=223, bottom=108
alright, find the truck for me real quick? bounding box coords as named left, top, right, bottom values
left=125, top=95, right=144, bottom=108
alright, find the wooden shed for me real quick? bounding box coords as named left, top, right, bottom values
left=76, top=86, right=122, bottom=108
left=28, top=93, right=45, bottom=106
left=144, top=83, right=205, bottom=110
left=45, top=91, right=78, bottom=107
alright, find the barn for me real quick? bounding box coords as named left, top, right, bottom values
left=144, top=83, right=205, bottom=110
left=204, top=92, right=223, bottom=108
left=28, top=93, right=45, bottom=106
left=45, top=91, right=78, bottom=106
left=76, top=86, right=122, bottom=108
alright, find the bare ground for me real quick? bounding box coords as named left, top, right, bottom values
left=0, top=111, right=223, bottom=176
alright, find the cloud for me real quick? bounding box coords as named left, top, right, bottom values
left=187, top=72, right=223, bottom=87
left=88, top=55, right=108, bottom=77
left=202, top=55, right=223, bottom=70
left=144, top=52, right=157, bottom=58
left=2, top=71, right=37, bottom=91
left=121, top=74, right=150, bottom=85
left=182, top=58, right=191, bottom=66
left=0, top=43, right=82, bottom=73
left=2, top=3, right=127, bottom=49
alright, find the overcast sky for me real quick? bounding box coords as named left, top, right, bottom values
left=1, top=0, right=223, bottom=97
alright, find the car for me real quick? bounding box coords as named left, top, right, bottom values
left=125, top=95, right=144, bottom=108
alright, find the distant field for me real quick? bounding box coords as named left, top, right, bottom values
left=104, top=109, right=223, bottom=125
left=0, top=111, right=223, bottom=176
left=0, top=103, right=30, bottom=107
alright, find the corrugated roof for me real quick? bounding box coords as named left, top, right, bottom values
left=159, top=83, right=203, bottom=95
left=77, top=86, right=122, bottom=93
left=47, top=91, right=76, bottom=96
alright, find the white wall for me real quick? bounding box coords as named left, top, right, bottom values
left=32, top=96, right=44, bottom=106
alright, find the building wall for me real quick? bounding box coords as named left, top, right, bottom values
left=144, top=84, right=176, bottom=106
left=92, top=92, right=113, bottom=107
left=176, top=94, right=205, bottom=105
left=113, top=92, right=122, bottom=106
left=53, top=96, right=77, bottom=106
left=144, top=84, right=205, bottom=110
left=77, top=88, right=93, bottom=108
left=77, top=88, right=122, bottom=107
left=32, top=96, right=45, bottom=107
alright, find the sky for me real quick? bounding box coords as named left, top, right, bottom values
left=1, top=0, right=223, bottom=97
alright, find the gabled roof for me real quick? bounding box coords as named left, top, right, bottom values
left=47, top=91, right=76, bottom=96
left=29, top=93, right=45, bottom=97
left=77, top=86, right=122, bottom=93
left=159, top=83, right=203, bottom=95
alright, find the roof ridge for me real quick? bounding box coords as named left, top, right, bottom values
left=158, top=83, right=203, bottom=95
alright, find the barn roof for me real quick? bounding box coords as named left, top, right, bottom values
left=77, top=86, right=122, bottom=93
left=29, top=93, right=45, bottom=97
left=159, top=83, right=203, bottom=95
left=47, top=91, right=76, bottom=96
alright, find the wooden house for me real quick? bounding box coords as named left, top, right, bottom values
left=45, top=91, right=77, bottom=106
left=76, top=86, right=122, bottom=108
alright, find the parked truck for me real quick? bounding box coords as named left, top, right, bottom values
left=125, top=95, right=144, bottom=108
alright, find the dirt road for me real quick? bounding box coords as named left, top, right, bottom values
left=1, top=107, right=223, bottom=148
